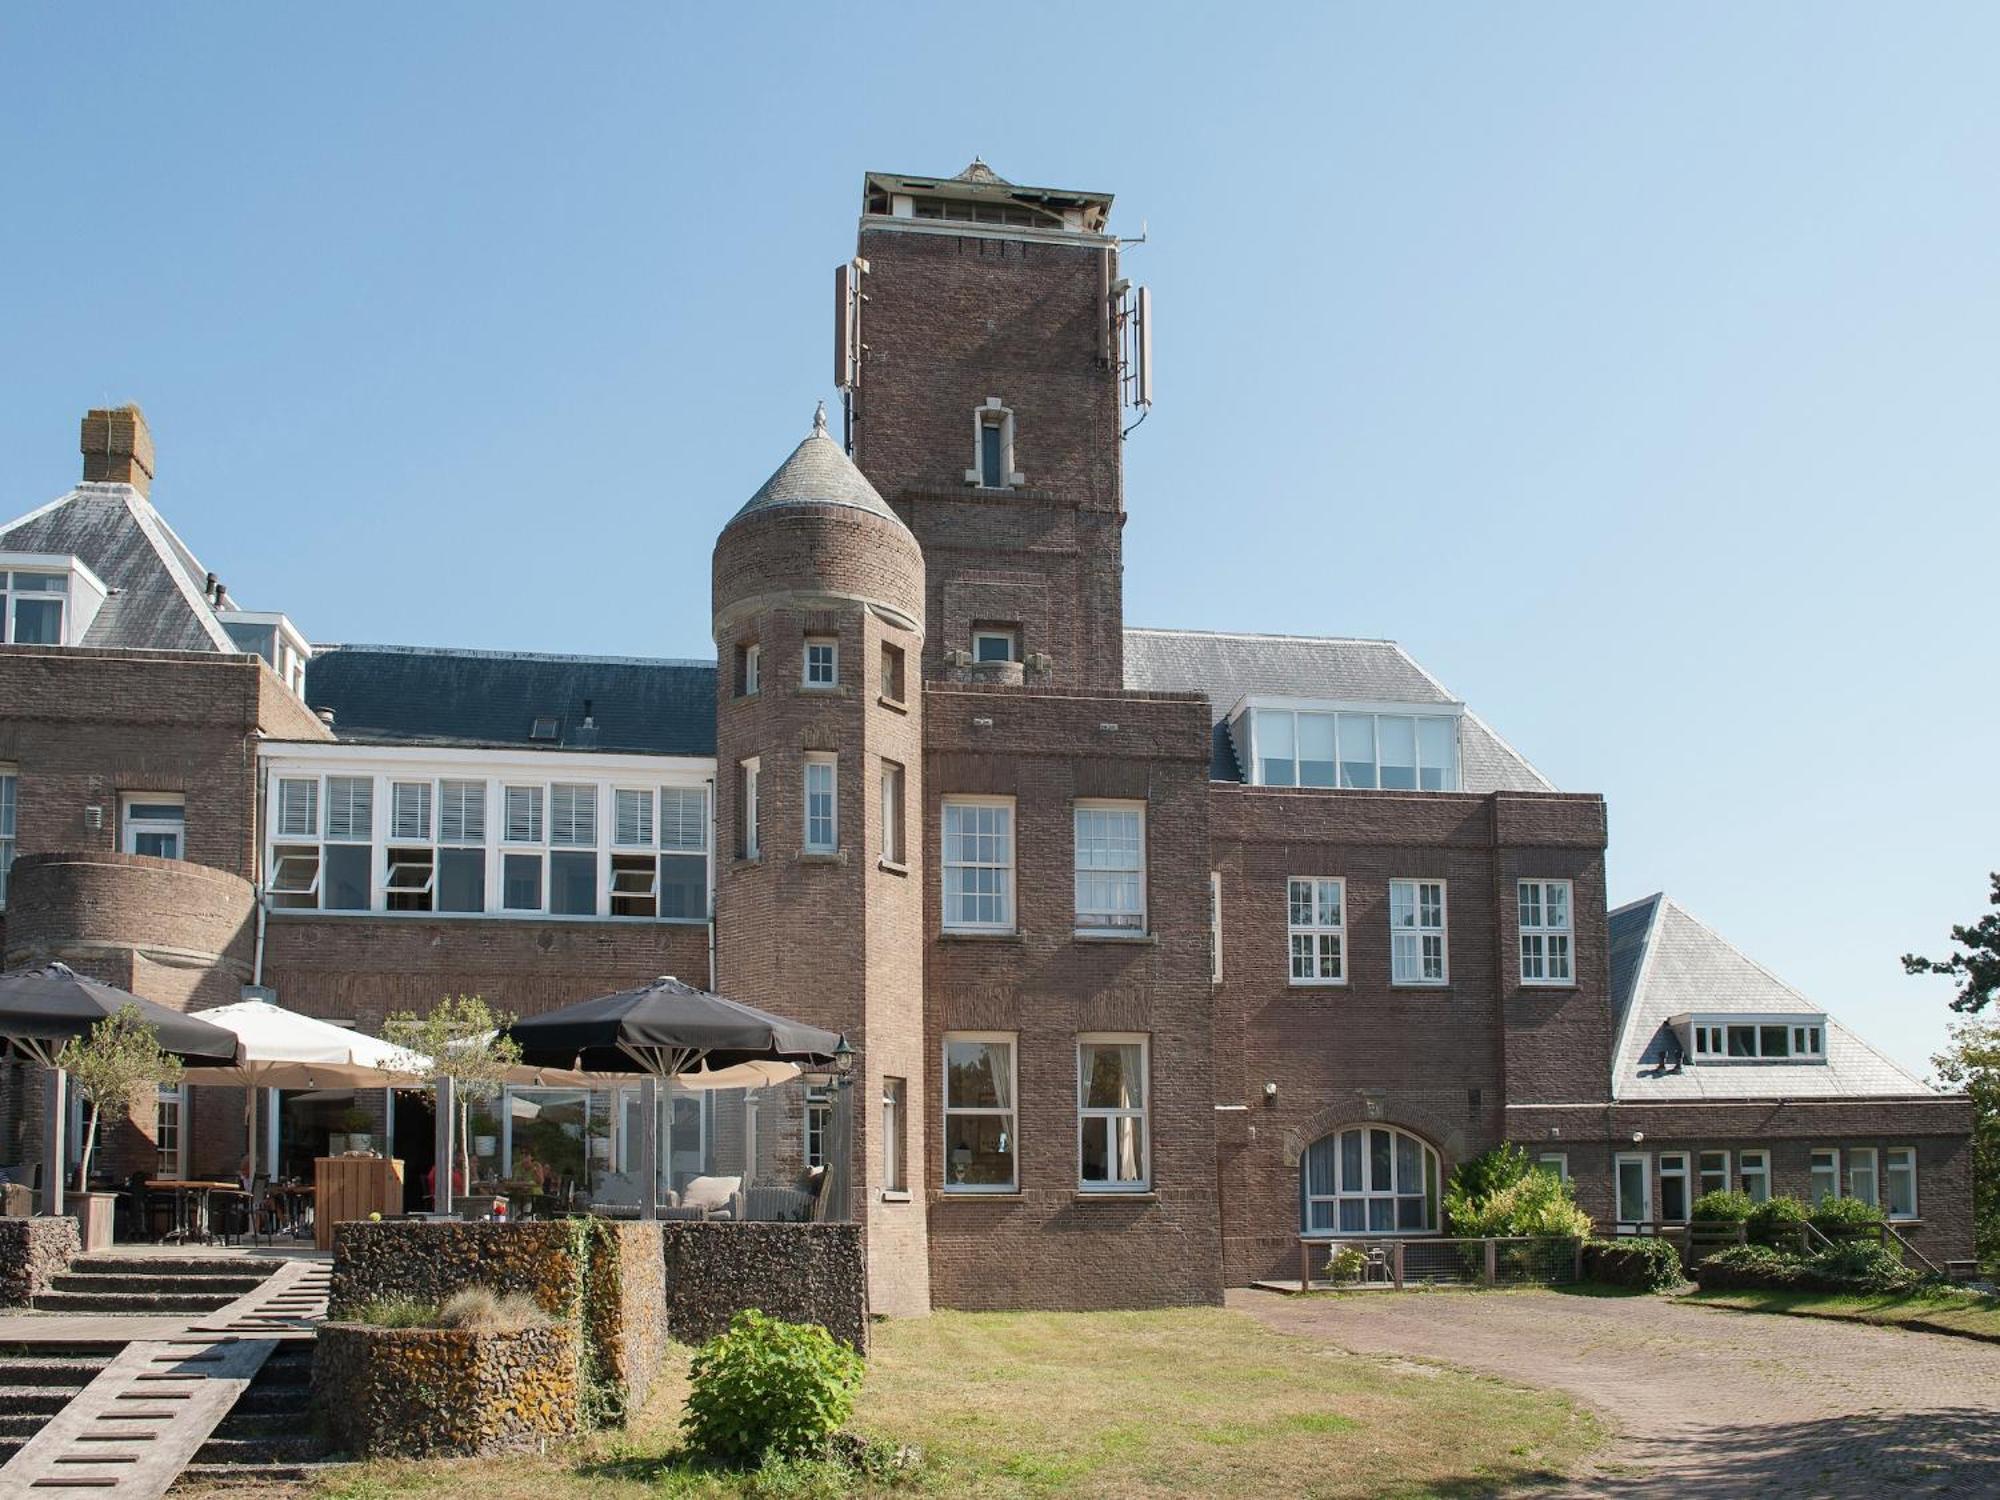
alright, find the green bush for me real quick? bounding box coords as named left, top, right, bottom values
left=682, top=1310, right=865, bottom=1465
left=1746, top=1195, right=1809, bottom=1247
left=1325, top=1246, right=1368, bottom=1284
left=1444, top=1144, right=1593, bottom=1239
left=1690, top=1189, right=1754, bottom=1223
left=353, top=1297, right=438, bottom=1328
left=1582, top=1237, right=1684, bottom=1291
left=1696, top=1245, right=1805, bottom=1290
left=1809, top=1195, right=1886, bottom=1236
left=1808, top=1241, right=1920, bottom=1293
left=1696, top=1240, right=1925, bottom=1295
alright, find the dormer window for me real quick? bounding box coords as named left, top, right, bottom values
left=1236, top=703, right=1461, bottom=791
left=3, top=571, right=66, bottom=644
left=0, top=554, right=109, bottom=648
left=1683, top=1014, right=1826, bottom=1062
left=966, top=400, right=1021, bottom=490
left=529, top=716, right=560, bottom=742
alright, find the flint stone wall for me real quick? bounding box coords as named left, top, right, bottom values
left=313, top=1321, right=578, bottom=1458
left=662, top=1221, right=868, bottom=1353
left=0, top=1216, right=78, bottom=1305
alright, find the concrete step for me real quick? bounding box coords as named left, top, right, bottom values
left=174, top=1459, right=349, bottom=1489
left=30, top=1290, right=238, bottom=1314
left=192, top=1433, right=329, bottom=1465
left=0, top=1356, right=111, bottom=1386
left=0, top=1384, right=73, bottom=1414
left=50, top=1273, right=270, bottom=1296
left=71, top=1255, right=277, bottom=1277
left=0, top=1412, right=50, bottom=1438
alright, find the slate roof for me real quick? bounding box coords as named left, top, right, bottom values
left=727, top=410, right=910, bottom=536
left=303, top=644, right=717, bottom=757
left=1122, top=627, right=1554, bottom=792
left=0, top=484, right=237, bottom=653
left=1608, top=894, right=1934, bottom=1100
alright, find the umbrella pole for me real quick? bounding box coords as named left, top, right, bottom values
left=43, top=1066, right=66, bottom=1218
left=640, top=1075, right=659, bottom=1221
left=434, top=1075, right=455, bottom=1216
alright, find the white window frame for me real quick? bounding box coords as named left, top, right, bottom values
left=1209, top=871, right=1222, bottom=984
left=1615, top=1152, right=1652, bottom=1230
left=1073, top=800, right=1146, bottom=935
left=942, top=1031, right=1017, bottom=1193
left=1388, top=878, right=1448, bottom=985
left=1300, top=1125, right=1439, bottom=1236
left=940, top=796, right=1014, bottom=933
left=741, top=642, right=760, bottom=697
left=880, top=760, right=904, bottom=866
left=0, top=767, right=15, bottom=909
left=155, top=1083, right=187, bottom=1179
left=965, top=398, right=1021, bottom=489
left=741, top=758, right=760, bottom=861
left=803, top=635, right=839, bottom=689
left=1688, top=1013, right=1828, bottom=1062
left=1076, top=1033, right=1150, bottom=1193
left=1697, top=1149, right=1730, bottom=1199
left=121, top=793, right=186, bottom=860
left=1287, top=876, right=1347, bottom=986
left=1884, top=1147, right=1918, bottom=1220
left=1809, top=1147, right=1841, bottom=1205
left=972, top=627, right=1018, bottom=664
left=881, top=1077, right=906, bottom=1194
left=1, top=569, right=69, bottom=646
left=804, top=1088, right=830, bottom=1169
left=1846, top=1146, right=1879, bottom=1208
left=1244, top=703, right=1461, bottom=793
left=803, top=754, right=838, bottom=854
left=1538, top=1151, right=1570, bottom=1182
left=1517, top=878, right=1573, bottom=987
left=1738, top=1149, right=1771, bottom=1203
left=1657, top=1150, right=1690, bottom=1224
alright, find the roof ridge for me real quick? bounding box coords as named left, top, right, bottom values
left=1124, top=625, right=1404, bottom=647
left=315, top=642, right=717, bottom=670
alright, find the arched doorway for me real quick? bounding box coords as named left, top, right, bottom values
left=1300, top=1125, right=1441, bottom=1235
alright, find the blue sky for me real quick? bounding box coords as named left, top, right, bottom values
left=3, top=5, right=1994, bottom=1077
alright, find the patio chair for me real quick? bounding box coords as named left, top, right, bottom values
left=665, top=1174, right=741, bottom=1221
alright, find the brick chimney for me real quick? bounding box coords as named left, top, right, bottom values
left=80, top=404, right=155, bottom=495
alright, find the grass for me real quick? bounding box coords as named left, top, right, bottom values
left=275, top=1306, right=1602, bottom=1500
left=1683, top=1284, right=2000, bottom=1343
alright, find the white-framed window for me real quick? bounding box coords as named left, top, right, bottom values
left=803, top=635, right=838, bottom=689
left=1809, top=1147, right=1840, bottom=1205
left=1847, top=1146, right=1878, bottom=1208
left=1738, top=1149, right=1770, bottom=1203
left=803, top=755, right=838, bottom=853
left=1658, top=1151, right=1690, bottom=1223
left=943, top=1032, right=1015, bottom=1192
left=1698, top=1149, right=1730, bottom=1199
left=657, top=786, right=709, bottom=920
left=547, top=783, right=598, bottom=916
left=880, top=641, right=905, bottom=702
left=882, top=1077, right=906, bottom=1193
left=121, top=794, right=185, bottom=860
left=1248, top=706, right=1459, bottom=792
left=1209, top=871, right=1222, bottom=984
left=437, top=778, right=486, bottom=913
left=502, top=783, right=546, bottom=912
left=1517, top=879, right=1573, bottom=986
left=804, top=1088, right=830, bottom=1169
left=972, top=627, right=1018, bottom=663
left=1615, top=1152, right=1652, bottom=1229
left=1077, top=1035, right=1148, bottom=1192
left=1287, top=877, right=1346, bottom=985
left=965, top=399, right=1019, bottom=490
left=1689, top=1016, right=1826, bottom=1061
left=1, top=569, right=68, bottom=645
left=322, top=775, right=373, bottom=910
left=738, top=642, right=760, bottom=697
left=880, top=761, right=904, bottom=865
left=740, top=759, right=760, bottom=861
left=1538, top=1152, right=1570, bottom=1182
left=1884, top=1147, right=1918, bottom=1220
left=0, top=768, right=15, bottom=908
left=1073, top=801, right=1145, bottom=934
left=1301, top=1126, right=1439, bottom=1234
left=1389, top=879, right=1447, bottom=984
left=155, top=1084, right=186, bottom=1178
left=941, top=797, right=1013, bottom=932
left=385, top=780, right=436, bottom=911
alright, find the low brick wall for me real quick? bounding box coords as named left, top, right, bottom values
left=313, top=1321, right=578, bottom=1458
left=328, top=1219, right=664, bottom=1426
left=0, top=1216, right=79, bottom=1305
left=661, top=1222, right=868, bottom=1353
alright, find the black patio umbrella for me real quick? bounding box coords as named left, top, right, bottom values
left=0, top=962, right=241, bottom=1215
left=501, top=975, right=849, bottom=1220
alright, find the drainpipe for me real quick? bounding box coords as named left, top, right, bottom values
left=252, top=755, right=268, bottom=987
left=705, top=775, right=717, bottom=991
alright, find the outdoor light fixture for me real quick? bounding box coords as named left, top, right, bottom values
left=1630, top=1130, right=1645, bottom=1143
left=833, top=1038, right=855, bottom=1075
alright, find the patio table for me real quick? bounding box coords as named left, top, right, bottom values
left=146, top=1178, right=241, bottom=1243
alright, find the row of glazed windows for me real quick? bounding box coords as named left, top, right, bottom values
left=1611, top=1145, right=1919, bottom=1224
left=943, top=1033, right=1150, bottom=1193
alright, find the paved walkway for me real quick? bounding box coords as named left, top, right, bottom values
left=1231, top=1287, right=2000, bottom=1498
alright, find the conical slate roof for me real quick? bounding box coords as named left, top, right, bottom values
left=727, top=405, right=910, bottom=537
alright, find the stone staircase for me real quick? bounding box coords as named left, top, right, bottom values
left=0, top=1344, right=115, bottom=1464
left=175, top=1342, right=337, bottom=1489
left=31, top=1256, right=276, bottom=1315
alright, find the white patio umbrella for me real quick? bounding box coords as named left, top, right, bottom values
left=179, top=999, right=429, bottom=1185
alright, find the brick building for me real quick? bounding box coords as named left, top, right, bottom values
left=0, top=161, right=1976, bottom=1303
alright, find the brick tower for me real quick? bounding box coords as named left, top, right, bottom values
left=712, top=407, right=930, bottom=1316
left=846, top=163, right=1128, bottom=691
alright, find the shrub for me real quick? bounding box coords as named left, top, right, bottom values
left=1809, top=1195, right=1886, bottom=1236
left=1807, top=1241, right=1920, bottom=1294
left=1690, top=1190, right=1754, bottom=1224
left=1325, top=1246, right=1368, bottom=1284
left=1582, top=1237, right=1684, bottom=1291
left=1445, top=1144, right=1593, bottom=1239
left=438, top=1287, right=548, bottom=1331
left=1443, top=1144, right=1532, bottom=1229
left=1696, top=1245, right=1805, bottom=1291
left=682, top=1310, right=865, bottom=1465
left=1696, top=1240, right=1926, bottom=1295
left=1746, top=1195, right=1810, bottom=1247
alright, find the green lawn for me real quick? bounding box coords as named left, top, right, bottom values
left=1684, top=1285, right=2000, bottom=1342
left=293, top=1306, right=1602, bottom=1500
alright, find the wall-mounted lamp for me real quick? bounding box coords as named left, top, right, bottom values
left=1629, top=1130, right=1644, bottom=1144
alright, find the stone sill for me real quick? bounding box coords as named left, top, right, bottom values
left=880, top=1190, right=913, bottom=1204
left=1390, top=984, right=1455, bottom=996
left=1073, top=932, right=1155, bottom=946
left=1072, top=1191, right=1157, bottom=1204
left=877, top=694, right=909, bottom=715
left=877, top=858, right=909, bottom=878
left=794, top=684, right=853, bottom=700
left=937, top=930, right=1024, bottom=944
left=934, top=1191, right=1024, bottom=1202
left=729, top=856, right=762, bottom=871
left=795, top=850, right=849, bottom=867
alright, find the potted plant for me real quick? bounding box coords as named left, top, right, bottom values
left=336, top=1107, right=376, bottom=1155
left=55, top=1005, right=183, bottom=1251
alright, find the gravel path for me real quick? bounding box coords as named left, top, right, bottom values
left=1230, top=1286, right=2000, bottom=1497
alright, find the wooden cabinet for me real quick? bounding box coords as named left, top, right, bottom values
left=314, top=1156, right=404, bottom=1250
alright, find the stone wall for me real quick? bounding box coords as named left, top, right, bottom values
left=313, top=1321, right=577, bottom=1458
left=661, top=1222, right=868, bottom=1353
left=0, top=1216, right=79, bottom=1305
left=328, top=1219, right=664, bottom=1425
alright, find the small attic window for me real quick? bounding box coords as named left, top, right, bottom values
left=530, top=716, right=560, bottom=742
left=965, top=400, right=1022, bottom=490
left=1684, top=1015, right=1826, bottom=1063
